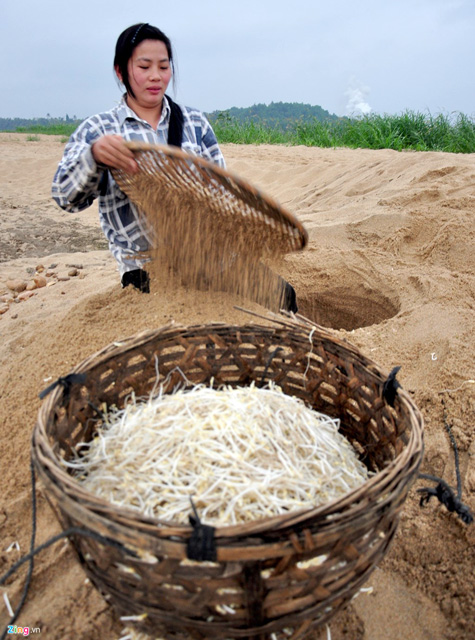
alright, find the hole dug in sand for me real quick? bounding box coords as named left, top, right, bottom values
left=298, top=276, right=400, bottom=331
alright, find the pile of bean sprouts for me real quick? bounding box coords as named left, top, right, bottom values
left=65, top=383, right=369, bottom=526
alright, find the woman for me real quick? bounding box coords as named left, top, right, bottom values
left=52, top=23, right=225, bottom=293
left=52, top=23, right=297, bottom=311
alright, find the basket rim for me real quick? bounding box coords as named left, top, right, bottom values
left=32, top=319, right=424, bottom=539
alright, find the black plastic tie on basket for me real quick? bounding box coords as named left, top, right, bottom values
left=187, top=498, right=217, bottom=562
left=38, top=373, right=87, bottom=400
left=382, top=366, right=401, bottom=407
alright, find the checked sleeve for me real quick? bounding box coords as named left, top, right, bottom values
left=52, top=119, right=107, bottom=213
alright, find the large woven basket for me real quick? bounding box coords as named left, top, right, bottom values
left=32, top=319, right=424, bottom=639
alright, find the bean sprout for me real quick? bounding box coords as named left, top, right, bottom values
left=64, top=383, right=368, bottom=526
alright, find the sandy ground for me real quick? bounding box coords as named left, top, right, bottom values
left=0, top=133, right=474, bottom=639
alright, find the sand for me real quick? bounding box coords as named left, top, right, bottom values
left=0, top=132, right=474, bottom=640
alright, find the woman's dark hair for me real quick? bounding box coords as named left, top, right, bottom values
left=114, top=23, right=175, bottom=99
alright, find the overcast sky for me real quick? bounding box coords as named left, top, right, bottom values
left=2, top=0, right=474, bottom=120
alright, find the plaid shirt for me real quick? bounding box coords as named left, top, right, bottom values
left=52, top=96, right=225, bottom=276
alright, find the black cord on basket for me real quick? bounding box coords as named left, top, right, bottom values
left=417, top=474, right=472, bottom=525
left=0, top=460, right=38, bottom=640
left=0, top=458, right=139, bottom=640
left=442, top=406, right=462, bottom=500
left=417, top=403, right=473, bottom=525
left=1, top=372, right=87, bottom=639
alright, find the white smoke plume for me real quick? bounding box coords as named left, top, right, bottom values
left=345, top=79, right=372, bottom=116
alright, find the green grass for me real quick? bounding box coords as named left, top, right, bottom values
left=211, top=113, right=289, bottom=145
left=213, top=110, right=475, bottom=153
left=15, top=123, right=78, bottom=137
left=7, top=111, right=474, bottom=153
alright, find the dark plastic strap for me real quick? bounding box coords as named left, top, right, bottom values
left=38, top=373, right=87, bottom=400
left=166, top=95, right=184, bottom=148
left=186, top=499, right=217, bottom=562
left=382, top=365, right=402, bottom=407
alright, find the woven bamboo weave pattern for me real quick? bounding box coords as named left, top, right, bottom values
left=32, top=318, right=424, bottom=640
left=112, top=142, right=308, bottom=255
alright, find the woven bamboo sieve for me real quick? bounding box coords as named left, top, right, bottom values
left=32, top=318, right=424, bottom=640
left=112, top=142, right=308, bottom=256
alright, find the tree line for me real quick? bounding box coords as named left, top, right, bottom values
left=0, top=115, right=82, bottom=132
left=207, top=102, right=339, bottom=130
left=1, top=103, right=338, bottom=133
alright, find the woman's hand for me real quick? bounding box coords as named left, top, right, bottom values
left=92, top=135, right=138, bottom=173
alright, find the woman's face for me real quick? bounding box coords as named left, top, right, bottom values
left=120, top=39, right=173, bottom=111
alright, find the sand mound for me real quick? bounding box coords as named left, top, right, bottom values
left=0, top=134, right=473, bottom=640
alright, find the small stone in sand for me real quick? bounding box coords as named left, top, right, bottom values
left=34, top=275, right=47, bottom=288
left=6, top=280, right=27, bottom=293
